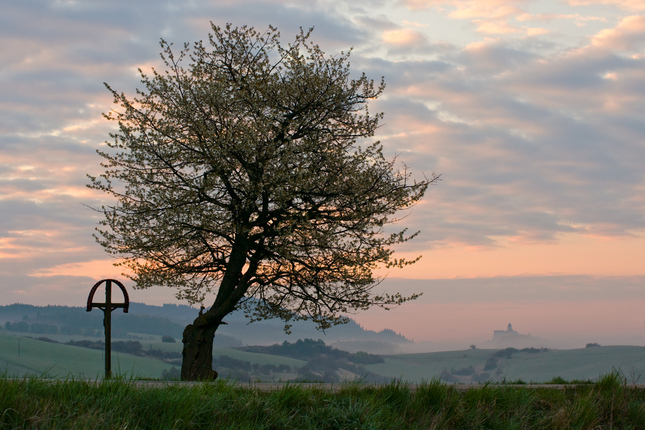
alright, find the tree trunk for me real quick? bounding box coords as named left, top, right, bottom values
left=180, top=241, right=252, bottom=381
left=181, top=320, right=219, bottom=381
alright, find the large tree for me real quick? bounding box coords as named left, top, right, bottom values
left=89, top=24, right=436, bottom=381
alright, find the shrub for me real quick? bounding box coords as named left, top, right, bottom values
left=484, top=357, right=499, bottom=371
left=451, top=366, right=475, bottom=376
left=493, top=348, right=518, bottom=359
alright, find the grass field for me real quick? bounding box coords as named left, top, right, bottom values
left=0, top=333, right=306, bottom=380
left=367, top=348, right=492, bottom=382
left=2, top=374, right=645, bottom=429
left=495, top=346, right=645, bottom=382
left=0, top=334, right=174, bottom=379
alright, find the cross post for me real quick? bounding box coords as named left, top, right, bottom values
left=87, top=279, right=129, bottom=378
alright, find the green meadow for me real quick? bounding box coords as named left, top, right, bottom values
left=3, top=374, right=645, bottom=429
left=0, top=334, right=174, bottom=379
left=0, top=333, right=305, bottom=380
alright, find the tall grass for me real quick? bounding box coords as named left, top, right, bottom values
left=2, top=373, right=645, bottom=429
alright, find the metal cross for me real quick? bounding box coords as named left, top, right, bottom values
left=86, top=279, right=130, bottom=378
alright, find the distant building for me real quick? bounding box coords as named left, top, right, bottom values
left=481, top=323, right=547, bottom=349
left=493, top=323, right=516, bottom=338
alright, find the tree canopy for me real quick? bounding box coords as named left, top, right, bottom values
left=89, top=23, right=436, bottom=380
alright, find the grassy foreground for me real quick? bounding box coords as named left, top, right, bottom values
left=2, top=374, right=645, bottom=429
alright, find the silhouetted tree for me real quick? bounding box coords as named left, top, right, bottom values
left=90, top=23, right=435, bottom=381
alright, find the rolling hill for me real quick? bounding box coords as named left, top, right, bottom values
left=0, top=302, right=410, bottom=352
left=367, top=346, right=645, bottom=383
left=3, top=328, right=645, bottom=383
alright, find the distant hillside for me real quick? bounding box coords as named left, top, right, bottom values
left=0, top=333, right=175, bottom=379
left=0, top=303, right=411, bottom=351
left=367, top=345, right=645, bottom=383
left=0, top=304, right=186, bottom=338
left=128, top=301, right=411, bottom=346
left=4, top=329, right=644, bottom=384
left=236, top=338, right=387, bottom=382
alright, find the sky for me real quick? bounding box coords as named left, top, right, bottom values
left=2, top=0, right=645, bottom=350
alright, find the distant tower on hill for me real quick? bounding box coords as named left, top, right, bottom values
left=494, top=323, right=517, bottom=338
left=484, top=323, right=546, bottom=349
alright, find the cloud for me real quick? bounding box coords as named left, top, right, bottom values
left=591, top=14, right=645, bottom=50
left=362, top=19, right=645, bottom=250
left=516, top=12, right=607, bottom=26
left=380, top=275, right=645, bottom=303
left=564, top=0, right=645, bottom=11
left=472, top=20, right=522, bottom=34
left=401, top=0, right=524, bottom=18
left=525, top=27, right=550, bottom=36
left=401, top=0, right=451, bottom=9
left=448, top=1, right=523, bottom=20
left=30, top=259, right=122, bottom=279
left=382, top=28, right=429, bottom=45
left=400, top=0, right=528, bottom=36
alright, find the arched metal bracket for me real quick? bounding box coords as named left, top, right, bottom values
left=87, top=279, right=130, bottom=313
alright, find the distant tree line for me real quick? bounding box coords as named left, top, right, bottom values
left=2, top=313, right=182, bottom=339
left=158, top=339, right=392, bottom=383
left=0, top=303, right=407, bottom=351
left=0, top=305, right=186, bottom=338
left=238, top=339, right=387, bottom=383
left=240, top=338, right=385, bottom=364
left=5, top=321, right=121, bottom=337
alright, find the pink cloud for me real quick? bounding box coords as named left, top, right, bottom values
left=565, top=0, right=645, bottom=11
left=402, top=0, right=525, bottom=18
left=378, top=233, right=645, bottom=279
left=473, top=19, right=522, bottom=34
left=591, top=15, right=645, bottom=50
left=402, top=0, right=453, bottom=10
left=449, top=1, right=523, bottom=20
left=525, top=27, right=550, bottom=36
left=516, top=12, right=607, bottom=26
left=399, top=0, right=530, bottom=39
left=30, top=259, right=124, bottom=279
left=382, top=28, right=428, bottom=46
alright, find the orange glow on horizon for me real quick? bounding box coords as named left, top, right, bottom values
left=379, top=232, right=645, bottom=279
left=30, top=259, right=126, bottom=280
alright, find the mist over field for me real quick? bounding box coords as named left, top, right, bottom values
left=357, top=276, right=645, bottom=351
left=4, top=275, right=645, bottom=351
